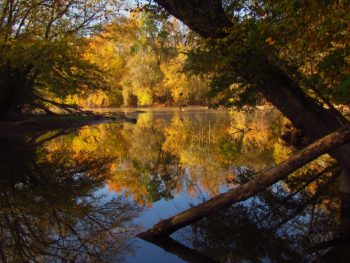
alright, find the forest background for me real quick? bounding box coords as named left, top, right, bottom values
left=0, top=0, right=215, bottom=117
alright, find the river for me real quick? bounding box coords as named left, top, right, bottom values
left=0, top=108, right=342, bottom=262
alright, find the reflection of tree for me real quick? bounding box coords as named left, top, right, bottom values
left=39, top=110, right=340, bottom=217
left=9, top=110, right=347, bottom=261
left=110, top=113, right=178, bottom=205
left=41, top=110, right=323, bottom=207
left=227, top=109, right=284, bottom=168
left=162, top=113, right=235, bottom=197
left=179, top=165, right=343, bottom=262
left=0, top=137, right=142, bottom=262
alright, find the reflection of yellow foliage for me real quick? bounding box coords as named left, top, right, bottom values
left=108, top=169, right=150, bottom=207
left=137, top=112, right=153, bottom=128
left=162, top=115, right=189, bottom=155
left=42, top=109, right=284, bottom=204
left=229, top=110, right=274, bottom=150
left=41, top=109, right=335, bottom=210
left=273, top=139, right=292, bottom=163
left=228, top=109, right=281, bottom=169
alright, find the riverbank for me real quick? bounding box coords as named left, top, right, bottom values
left=0, top=112, right=136, bottom=137
left=0, top=106, right=216, bottom=137
left=1, top=104, right=348, bottom=137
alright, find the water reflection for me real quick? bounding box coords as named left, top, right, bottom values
left=0, top=109, right=347, bottom=262
left=42, top=110, right=290, bottom=206
left=179, top=166, right=340, bottom=262
left=0, top=136, right=142, bottom=262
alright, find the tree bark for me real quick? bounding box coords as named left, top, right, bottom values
left=253, top=62, right=350, bottom=168
left=0, top=64, right=34, bottom=118
left=138, top=124, right=350, bottom=239
left=154, top=0, right=231, bottom=38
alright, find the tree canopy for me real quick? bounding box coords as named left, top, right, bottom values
left=0, top=0, right=122, bottom=117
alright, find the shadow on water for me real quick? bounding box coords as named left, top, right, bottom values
left=0, top=135, right=142, bottom=262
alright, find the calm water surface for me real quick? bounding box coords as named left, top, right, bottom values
left=0, top=108, right=342, bottom=262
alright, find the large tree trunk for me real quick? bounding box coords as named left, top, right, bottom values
left=0, top=64, right=34, bottom=119
left=138, top=125, right=350, bottom=239
left=153, top=0, right=231, bottom=38
left=254, top=63, right=350, bottom=164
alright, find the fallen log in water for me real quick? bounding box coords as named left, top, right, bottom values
left=138, top=124, right=350, bottom=240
